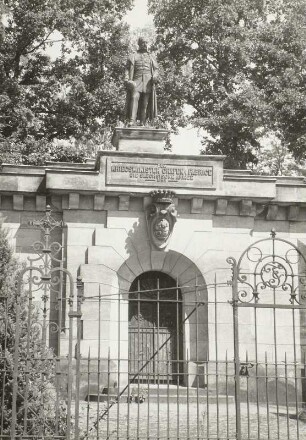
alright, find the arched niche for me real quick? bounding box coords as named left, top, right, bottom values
left=117, top=249, right=208, bottom=387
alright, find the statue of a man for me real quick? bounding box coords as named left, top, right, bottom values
left=125, top=37, right=158, bottom=126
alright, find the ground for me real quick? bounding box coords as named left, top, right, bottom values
left=76, top=401, right=306, bottom=439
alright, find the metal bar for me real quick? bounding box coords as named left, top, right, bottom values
left=167, top=350, right=170, bottom=439
left=273, top=289, right=280, bottom=440
left=292, top=307, right=300, bottom=439
left=137, top=278, right=140, bottom=440
left=186, top=348, right=190, bottom=439
left=147, top=344, right=150, bottom=440
left=195, top=274, right=200, bottom=438
left=176, top=276, right=180, bottom=439
left=254, top=306, right=261, bottom=439
left=10, top=276, right=22, bottom=438
left=74, top=277, right=83, bottom=440
left=285, top=352, right=290, bottom=440
left=0, top=298, right=8, bottom=437
left=157, top=276, right=160, bottom=438
left=214, top=273, right=219, bottom=439
left=265, top=351, right=270, bottom=439
left=86, top=349, right=91, bottom=436
left=206, top=349, right=210, bottom=439
left=66, top=284, right=74, bottom=440
left=96, top=287, right=101, bottom=439
left=117, top=284, right=121, bottom=440
left=23, top=266, right=33, bottom=436
left=225, top=351, right=229, bottom=438
left=246, top=351, right=250, bottom=439
left=232, top=261, right=242, bottom=440
left=237, top=303, right=306, bottom=309
left=107, top=348, right=110, bottom=439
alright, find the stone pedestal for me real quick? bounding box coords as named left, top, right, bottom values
left=112, top=127, right=169, bottom=153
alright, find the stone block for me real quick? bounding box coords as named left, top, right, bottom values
left=83, top=282, right=100, bottom=298
left=94, top=194, right=105, bottom=210
left=191, top=198, right=203, bottom=214
left=67, top=227, right=94, bottom=246
left=213, top=215, right=254, bottom=230
left=215, top=199, right=228, bottom=215
left=51, top=195, right=62, bottom=210
left=171, top=256, right=194, bottom=280
left=288, top=205, right=300, bottom=221
left=87, top=246, right=124, bottom=271
left=80, top=264, right=118, bottom=287
left=151, top=250, right=167, bottom=271
left=162, top=251, right=181, bottom=275
left=13, top=194, right=23, bottom=211
left=94, top=228, right=128, bottom=258
left=240, top=199, right=253, bottom=216
left=112, top=127, right=168, bottom=153
left=107, top=212, right=151, bottom=254
left=136, top=249, right=152, bottom=273
left=79, top=194, right=94, bottom=210
left=266, top=204, right=278, bottom=220
left=66, top=245, right=87, bottom=275
left=64, top=210, right=107, bottom=226
left=69, top=193, right=79, bottom=210
left=119, top=195, right=130, bottom=211
left=124, top=255, right=143, bottom=277
left=117, top=262, right=137, bottom=282
left=143, top=196, right=151, bottom=210
left=36, top=195, right=46, bottom=211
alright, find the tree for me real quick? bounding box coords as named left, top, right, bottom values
left=149, top=0, right=306, bottom=168
left=249, top=133, right=306, bottom=176
left=0, top=223, right=66, bottom=436
left=0, top=0, right=133, bottom=165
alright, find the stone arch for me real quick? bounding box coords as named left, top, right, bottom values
left=117, top=249, right=208, bottom=387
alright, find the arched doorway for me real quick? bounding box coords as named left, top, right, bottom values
left=128, top=271, right=183, bottom=384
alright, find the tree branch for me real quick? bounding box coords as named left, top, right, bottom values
left=25, top=31, right=54, bottom=55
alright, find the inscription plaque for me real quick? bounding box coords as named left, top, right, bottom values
left=106, top=159, right=214, bottom=189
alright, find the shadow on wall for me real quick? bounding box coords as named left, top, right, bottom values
left=124, top=217, right=150, bottom=258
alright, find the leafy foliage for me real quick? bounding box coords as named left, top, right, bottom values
left=149, top=0, right=306, bottom=168
left=250, top=133, right=306, bottom=176
left=0, top=0, right=133, bottom=165
left=0, top=223, right=67, bottom=436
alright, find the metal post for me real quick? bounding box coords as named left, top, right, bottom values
left=74, top=276, right=84, bottom=440
left=10, top=282, right=21, bottom=438
left=231, top=259, right=242, bottom=440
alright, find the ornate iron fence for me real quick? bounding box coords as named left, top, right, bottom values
left=1, top=209, right=306, bottom=439
left=0, top=206, right=83, bottom=439
left=228, top=229, right=306, bottom=440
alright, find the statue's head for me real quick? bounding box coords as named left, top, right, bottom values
left=137, top=37, right=148, bottom=52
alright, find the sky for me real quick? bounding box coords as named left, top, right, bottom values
left=125, top=0, right=154, bottom=28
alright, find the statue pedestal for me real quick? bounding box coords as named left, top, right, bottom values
left=112, top=127, right=169, bottom=153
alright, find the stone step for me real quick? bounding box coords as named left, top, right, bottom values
left=87, top=386, right=234, bottom=404
left=87, top=393, right=233, bottom=404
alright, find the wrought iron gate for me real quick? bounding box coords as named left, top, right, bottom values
left=1, top=207, right=306, bottom=439
left=0, top=207, right=82, bottom=439
left=228, top=229, right=306, bottom=440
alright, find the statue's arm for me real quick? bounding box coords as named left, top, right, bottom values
left=125, top=54, right=136, bottom=89
left=151, top=56, right=159, bottom=83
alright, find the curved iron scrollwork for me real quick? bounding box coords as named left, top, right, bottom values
left=227, top=229, right=306, bottom=305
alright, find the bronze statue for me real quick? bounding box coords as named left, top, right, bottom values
left=125, top=37, right=158, bottom=126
